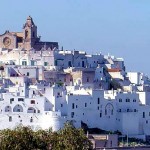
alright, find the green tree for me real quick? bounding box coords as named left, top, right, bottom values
left=55, top=123, right=92, bottom=150
left=0, top=126, right=36, bottom=150
left=0, top=124, right=92, bottom=150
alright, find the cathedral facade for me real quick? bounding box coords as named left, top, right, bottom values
left=0, top=16, right=58, bottom=50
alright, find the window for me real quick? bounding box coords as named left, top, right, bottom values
left=71, top=112, right=74, bottom=118
left=32, top=31, right=35, bottom=38
left=22, top=61, right=27, bottom=66
left=97, top=106, right=99, bottom=110
left=44, top=62, right=48, bottom=66
left=27, top=72, right=29, bottom=76
left=143, top=112, right=145, bottom=118
left=105, top=109, right=107, bottom=115
left=119, top=99, right=122, bottom=102
left=13, top=105, right=23, bottom=112
left=61, top=104, right=63, bottom=107
left=9, top=116, right=12, bottom=122
left=76, top=105, right=78, bottom=108
left=127, top=109, right=129, bottom=112
left=38, top=110, right=40, bottom=113
left=31, top=100, right=35, bottom=104
left=10, top=98, right=14, bottom=104
left=55, top=60, right=57, bottom=66
left=87, top=77, right=89, bottom=82
left=133, top=99, right=136, bottom=102
left=111, top=110, right=113, bottom=115
left=126, top=98, right=130, bottom=102
left=25, top=30, right=28, bottom=39
left=31, top=60, right=34, bottom=66
left=146, top=120, right=148, bottom=124
left=100, top=113, right=102, bottom=118
left=98, top=98, right=100, bottom=104
left=85, top=103, right=87, bottom=107
left=17, top=37, right=23, bottom=43
left=82, top=61, right=84, bottom=67
left=68, top=61, right=72, bottom=67
left=10, top=98, right=14, bottom=101
left=18, top=98, right=24, bottom=102
left=72, top=103, right=74, bottom=109
left=30, top=118, right=33, bottom=122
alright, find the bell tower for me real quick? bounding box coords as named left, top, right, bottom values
left=23, top=16, right=38, bottom=50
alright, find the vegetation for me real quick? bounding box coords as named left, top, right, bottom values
left=118, top=136, right=150, bottom=147
left=56, top=81, right=64, bottom=87
left=81, top=121, right=122, bottom=135
left=0, top=123, right=92, bottom=150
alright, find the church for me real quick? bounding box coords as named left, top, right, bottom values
left=0, top=16, right=58, bottom=50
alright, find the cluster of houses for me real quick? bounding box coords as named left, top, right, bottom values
left=0, top=16, right=150, bottom=141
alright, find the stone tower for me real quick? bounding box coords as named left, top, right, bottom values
left=23, top=16, right=39, bottom=50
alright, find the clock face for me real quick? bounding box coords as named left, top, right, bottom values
left=3, top=37, right=11, bottom=47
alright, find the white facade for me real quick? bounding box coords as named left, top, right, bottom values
left=0, top=47, right=150, bottom=140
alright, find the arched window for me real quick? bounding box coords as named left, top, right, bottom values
left=105, top=103, right=114, bottom=117
left=32, top=31, right=35, bottom=38
left=5, top=106, right=12, bottom=112
left=13, top=104, right=23, bottom=112
left=25, top=30, right=29, bottom=39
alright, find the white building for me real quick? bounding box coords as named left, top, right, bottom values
left=0, top=47, right=150, bottom=141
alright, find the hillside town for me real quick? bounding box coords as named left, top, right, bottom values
left=0, top=16, right=150, bottom=145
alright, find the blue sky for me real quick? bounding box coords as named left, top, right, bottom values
left=1, top=0, right=150, bottom=75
